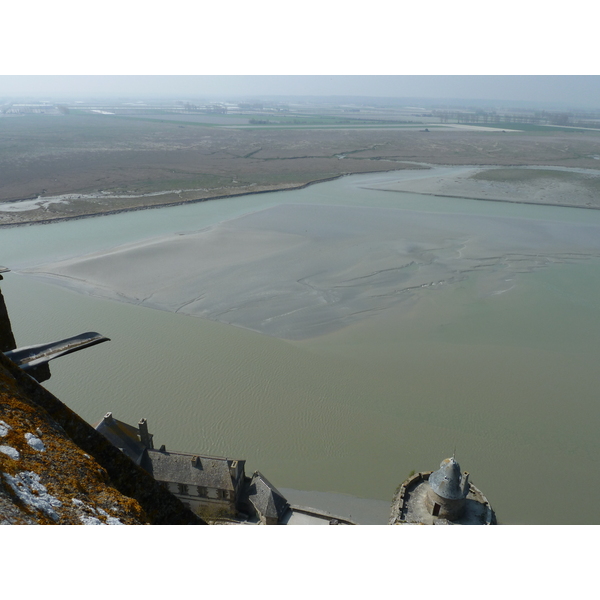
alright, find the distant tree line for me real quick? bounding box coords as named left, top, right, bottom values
left=432, top=109, right=600, bottom=128
left=183, top=103, right=227, bottom=114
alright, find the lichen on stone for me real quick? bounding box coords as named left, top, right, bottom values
left=0, top=445, right=19, bottom=460
left=24, top=432, right=45, bottom=452
left=3, top=471, right=63, bottom=521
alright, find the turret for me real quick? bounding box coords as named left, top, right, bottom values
left=425, top=457, right=469, bottom=520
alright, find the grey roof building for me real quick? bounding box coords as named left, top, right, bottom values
left=142, top=449, right=245, bottom=518
left=389, top=457, right=496, bottom=525
left=95, top=413, right=150, bottom=466
left=95, top=413, right=246, bottom=519
left=425, top=457, right=470, bottom=520
left=246, top=471, right=290, bottom=525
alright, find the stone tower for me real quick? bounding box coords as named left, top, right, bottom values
left=389, top=456, right=496, bottom=525
left=425, top=457, right=469, bottom=520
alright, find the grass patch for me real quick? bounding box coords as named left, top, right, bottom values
left=471, top=168, right=600, bottom=193
left=472, top=168, right=585, bottom=183
left=127, top=174, right=236, bottom=193
left=110, top=114, right=218, bottom=127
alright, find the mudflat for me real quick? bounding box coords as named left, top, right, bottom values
left=367, top=166, right=600, bottom=209
left=24, top=198, right=600, bottom=340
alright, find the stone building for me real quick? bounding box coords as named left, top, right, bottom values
left=389, top=457, right=496, bottom=525
left=245, top=471, right=290, bottom=525
left=95, top=413, right=356, bottom=524
left=95, top=413, right=246, bottom=519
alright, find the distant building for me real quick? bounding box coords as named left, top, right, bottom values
left=389, top=457, right=496, bottom=525
left=95, top=413, right=246, bottom=519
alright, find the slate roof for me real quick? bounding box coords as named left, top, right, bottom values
left=94, top=413, right=146, bottom=465
left=142, top=449, right=243, bottom=491
left=247, top=471, right=290, bottom=521
left=428, top=457, right=467, bottom=500
left=95, top=414, right=245, bottom=492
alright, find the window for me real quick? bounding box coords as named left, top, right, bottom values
left=197, top=486, right=208, bottom=498
left=178, top=483, right=189, bottom=495
left=219, top=489, right=229, bottom=500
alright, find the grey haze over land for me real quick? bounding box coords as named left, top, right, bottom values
left=3, top=75, right=600, bottom=109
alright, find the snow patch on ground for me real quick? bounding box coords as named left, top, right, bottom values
left=3, top=471, right=62, bottom=520
left=0, top=445, right=19, bottom=460
left=25, top=432, right=46, bottom=452
left=0, top=421, right=10, bottom=437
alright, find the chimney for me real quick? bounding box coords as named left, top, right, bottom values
left=229, top=460, right=238, bottom=479
left=138, top=418, right=154, bottom=449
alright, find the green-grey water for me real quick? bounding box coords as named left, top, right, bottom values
left=3, top=169, right=600, bottom=524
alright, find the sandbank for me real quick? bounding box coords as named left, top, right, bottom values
left=364, top=165, right=600, bottom=209
left=24, top=198, right=600, bottom=341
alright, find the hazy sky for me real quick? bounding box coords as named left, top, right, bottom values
left=2, top=75, right=600, bottom=108
left=2, top=2, right=597, bottom=109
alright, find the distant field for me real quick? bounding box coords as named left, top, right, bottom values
left=463, top=121, right=591, bottom=133
left=105, top=113, right=426, bottom=129
left=2, top=113, right=600, bottom=225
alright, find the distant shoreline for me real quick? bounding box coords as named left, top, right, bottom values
left=3, top=163, right=600, bottom=228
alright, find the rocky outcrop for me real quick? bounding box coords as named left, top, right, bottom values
left=0, top=352, right=205, bottom=524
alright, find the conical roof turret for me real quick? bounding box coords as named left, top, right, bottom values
left=428, top=457, right=468, bottom=500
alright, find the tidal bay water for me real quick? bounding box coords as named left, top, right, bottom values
left=3, top=169, right=600, bottom=524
